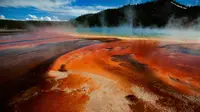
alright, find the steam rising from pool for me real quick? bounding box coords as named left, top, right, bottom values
left=76, top=26, right=200, bottom=41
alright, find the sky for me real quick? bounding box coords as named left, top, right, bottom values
left=0, top=0, right=199, bottom=21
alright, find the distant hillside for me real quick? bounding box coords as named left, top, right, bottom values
left=0, top=19, right=70, bottom=29
left=72, top=0, right=200, bottom=27
left=1, top=0, right=200, bottom=29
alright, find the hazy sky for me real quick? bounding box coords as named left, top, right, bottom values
left=0, top=0, right=199, bottom=21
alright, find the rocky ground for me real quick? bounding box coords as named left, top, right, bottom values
left=0, top=30, right=200, bottom=112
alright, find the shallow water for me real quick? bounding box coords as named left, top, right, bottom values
left=76, top=27, right=200, bottom=41
left=76, top=27, right=166, bottom=37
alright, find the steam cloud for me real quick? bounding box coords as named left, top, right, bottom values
left=76, top=4, right=200, bottom=43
